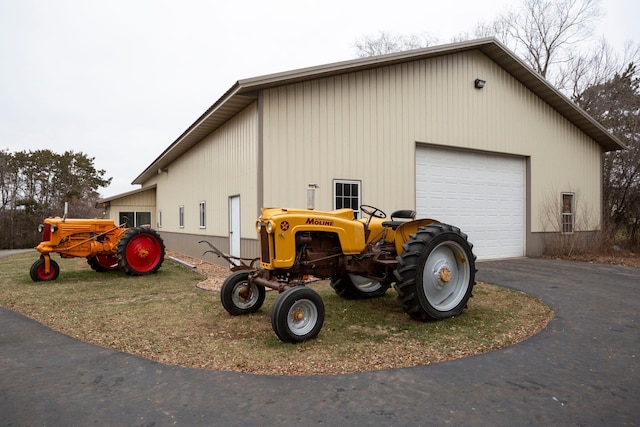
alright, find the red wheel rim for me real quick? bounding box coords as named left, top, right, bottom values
left=125, top=233, right=162, bottom=273
left=96, top=255, right=119, bottom=270
left=37, top=263, right=56, bottom=280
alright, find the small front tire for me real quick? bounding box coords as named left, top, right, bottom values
left=30, top=257, right=60, bottom=282
left=271, top=287, right=325, bottom=343
left=220, top=271, right=266, bottom=315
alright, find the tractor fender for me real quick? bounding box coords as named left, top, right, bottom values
left=393, top=219, right=440, bottom=256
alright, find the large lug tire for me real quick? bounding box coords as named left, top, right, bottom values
left=30, top=257, right=60, bottom=282
left=271, top=287, right=325, bottom=343
left=116, top=227, right=165, bottom=276
left=220, top=271, right=266, bottom=315
left=87, top=255, right=119, bottom=272
left=394, top=223, right=476, bottom=321
left=330, top=274, right=390, bottom=299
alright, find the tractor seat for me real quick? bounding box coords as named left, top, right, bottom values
left=382, top=210, right=417, bottom=230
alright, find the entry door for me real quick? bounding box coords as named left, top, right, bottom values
left=229, top=196, right=241, bottom=258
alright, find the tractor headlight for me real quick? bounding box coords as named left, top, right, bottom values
left=38, top=224, right=44, bottom=233
left=256, top=220, right=274, bottom=233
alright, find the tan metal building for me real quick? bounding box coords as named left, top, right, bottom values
left=99, top=38, right=625, bottom=263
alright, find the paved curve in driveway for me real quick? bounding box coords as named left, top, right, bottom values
left=1, top=256, right=638, bottom=426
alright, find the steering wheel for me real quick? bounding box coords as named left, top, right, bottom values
left=360, top=205, right=386, bottom=219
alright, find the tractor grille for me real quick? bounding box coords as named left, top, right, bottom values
left=40, top=223, right=51, bottom=242
left=260, top=228, right=271, bottom=263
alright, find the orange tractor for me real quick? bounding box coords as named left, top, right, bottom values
left=30, top=213, right=165, bottom=281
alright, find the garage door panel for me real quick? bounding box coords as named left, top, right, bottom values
left=416, top=147, right=525, bottom=260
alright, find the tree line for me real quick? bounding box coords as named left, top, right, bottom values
left=0, top=149, right=112, bottom=249
left=355, top=0, right=639, bottom=248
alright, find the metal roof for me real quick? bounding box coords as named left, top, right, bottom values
left=132, top=38, right=625, bottom=186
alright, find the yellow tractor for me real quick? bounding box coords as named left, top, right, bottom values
left=30, top=214, right=165, bottom=282
left=218, top=205, right=476, bottom=343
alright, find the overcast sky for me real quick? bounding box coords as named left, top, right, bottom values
left=1, top=0, right=638, bottom=197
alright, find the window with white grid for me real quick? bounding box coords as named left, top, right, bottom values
left=334, top=180, right=361, bottom=218
left=562, top=193, right=574, bottom=234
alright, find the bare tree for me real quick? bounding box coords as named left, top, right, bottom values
left=353, top=31, right=437, bottom=58
left=561, top=40, right=640, bottom=101
left=493, top=0, right=603, bottom=80
left=465, top=0, right=640, bottom=102
left=355, top=1, right=622, bottom=94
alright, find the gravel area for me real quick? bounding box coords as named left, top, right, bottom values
left=166, top=250, right=231, bottom=291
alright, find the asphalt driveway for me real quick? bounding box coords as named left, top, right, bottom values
left=1, top=256, right=638, bottom=426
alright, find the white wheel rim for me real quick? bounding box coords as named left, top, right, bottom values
left=348, top=274, right=382, bottom=293
left=232, top=283, right=259, bottom=309
left=422, top=241, right=470, bottom=311
left=286, top=299, right=318, bottom=336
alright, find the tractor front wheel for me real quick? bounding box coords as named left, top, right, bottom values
left=220, top=270, right=266, bottom=315
left=30, top=257, right=60, bottom=282
left=87, top=255, right=119, bottom=272
left=330, top=274, right=390, bottom=299
left=271, top=287, right=325, bottom=343
left=116, top=227, right=165, bottom=275
left=394, top=223, right=476, bottom=321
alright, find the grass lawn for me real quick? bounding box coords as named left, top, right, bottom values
left=0, top=252, right=553, bottom=375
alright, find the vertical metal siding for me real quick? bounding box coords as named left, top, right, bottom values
left=261, top=50, right=601, bottom=231
left=156, top=102, right=258, bottom=239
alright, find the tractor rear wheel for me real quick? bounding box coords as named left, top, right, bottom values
left=271, top=287, right=325, bottom=343
left=116, top=227, right=165, bottom=276
left=87, top=255, right=119, bottom=272
left=30, top=257, right=60, bottom=282
left=220, top=270, right=266, bottom=315
left=330, top=274, right=390, bottom=299
left=394, top=223, right=476, bottom=321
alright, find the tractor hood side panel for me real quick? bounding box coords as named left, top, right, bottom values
left=258, top=209, right=367, bottom=269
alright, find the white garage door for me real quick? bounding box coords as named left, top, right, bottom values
left=416, top=146, right=525, bottom=260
